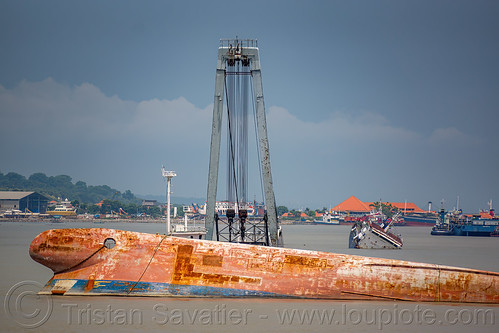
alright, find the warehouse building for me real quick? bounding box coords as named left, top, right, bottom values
left=0, top=191, right=49, bottom=213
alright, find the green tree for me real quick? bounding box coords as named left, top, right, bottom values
left=148, top=206, right=161, bottom=217
left=87, top=205, right=101, bottom=214
left=317, top=207, right=328, bottom=214
left=122, top=190, right=135, bottom=201
left=29, top=172, right=50, bottom=185
left=75, top=181, right=87, bottom=191
left=304, top=208, right=315, bottom=217
left=1, top=171, right=144, bottom=207
left=369, top=202, right=399, bottom=218
left=3, top=172, right=27, bottom=189
left=173, top=204, right=185, bottom=217
left=277, top=206, right=289, bottom=216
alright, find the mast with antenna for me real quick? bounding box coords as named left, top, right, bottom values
left=162, top=166, right=176, bottom=235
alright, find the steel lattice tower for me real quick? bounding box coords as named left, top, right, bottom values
left=205, top=39, right=282, bottom=247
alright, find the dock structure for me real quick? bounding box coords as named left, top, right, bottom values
left=205, top=39, right=282, bottom=247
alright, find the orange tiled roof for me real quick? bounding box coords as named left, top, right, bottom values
left=332, top=196, right=370, bottom=212
left=333, top=196, right=425, bottom=213
left=281, top=212, right=309, bottom=218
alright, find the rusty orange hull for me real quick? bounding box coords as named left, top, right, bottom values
left=30, top=228, right=499, bottom=303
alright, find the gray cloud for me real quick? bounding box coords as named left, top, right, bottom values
left=0, top=78, right=496, bottom=212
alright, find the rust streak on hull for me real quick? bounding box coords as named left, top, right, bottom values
left=29, top=228, right=499, bottom=303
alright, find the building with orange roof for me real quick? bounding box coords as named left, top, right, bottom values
left=332, top=196, right=426, bottom=216
left=331, top=196, right=371, bottom=214
left=281, top=212, right=309, bottom=218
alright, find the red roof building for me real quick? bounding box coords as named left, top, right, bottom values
left=332, top=196, right=425, bottom=215
left=281, top=212, right=308, bottom=218
left=331, top=196, right=370, bottom=214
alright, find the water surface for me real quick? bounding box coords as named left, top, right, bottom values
left=1, top=221, right=497, bottom=332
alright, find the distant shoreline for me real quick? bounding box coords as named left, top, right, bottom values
left=0, top=217, right=313, bottom=225
left=0, top=217, right=201, bottom=224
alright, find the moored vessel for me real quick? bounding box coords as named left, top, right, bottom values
left=430, top=208, right=454, bottom=235
left=313, top=211, right=341, bottom=225
left=431, top=201, right=498, bottom=236
left=46, top=199, right=77, bottom=218
left=403, top=213, right=438, bottom=226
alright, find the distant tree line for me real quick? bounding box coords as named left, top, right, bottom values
left=0, top=171, right=140, bottom=205
left=75, top=199, right=184, bottom=218
left=277, top=206, right=329, bottom=219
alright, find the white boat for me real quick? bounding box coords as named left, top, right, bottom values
left=314, top=211, right=341, bottom=225
left=46, top=199, right=77, bottom=217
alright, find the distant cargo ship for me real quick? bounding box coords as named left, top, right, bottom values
left=431, top=202, right=498, bottom=236
left=403, top=212, right=438, bottom=226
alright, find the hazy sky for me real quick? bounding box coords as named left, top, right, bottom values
left=1, top=0, right=498, bottom=212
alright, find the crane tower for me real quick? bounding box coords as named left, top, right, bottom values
left=205, top=39, right=282, bottom=247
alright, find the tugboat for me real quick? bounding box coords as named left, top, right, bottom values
left=349, top=211, right=403, bottom=249
left=430, top=207, right=454, bottom=235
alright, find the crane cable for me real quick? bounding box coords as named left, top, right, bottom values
left=224, top=73, right=240, bottom=211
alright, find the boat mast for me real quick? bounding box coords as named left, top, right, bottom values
left=162, top=166, right=176, bottom=235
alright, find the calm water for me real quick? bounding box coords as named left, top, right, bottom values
left=1, top=221, right=498, bottom=332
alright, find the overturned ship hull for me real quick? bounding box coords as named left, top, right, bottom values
left=349, top=221, right=403, bottom=249
left=30, top=228, right=498, bottom=303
